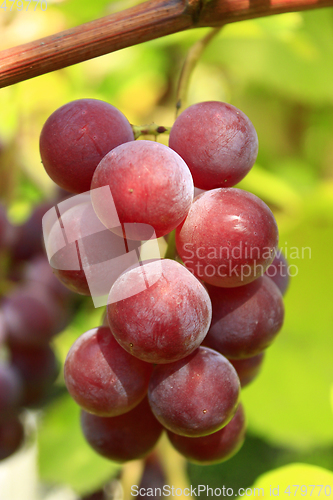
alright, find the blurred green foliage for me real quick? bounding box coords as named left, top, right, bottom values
left=1, top=0, right=333, bottom=496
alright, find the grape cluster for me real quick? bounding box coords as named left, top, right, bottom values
left=0, top=196, right=77, bottom=461
left=39, top=98, right=289, bottom=466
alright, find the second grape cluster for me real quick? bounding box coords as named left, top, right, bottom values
left=40, top=98, right=289, bottom=465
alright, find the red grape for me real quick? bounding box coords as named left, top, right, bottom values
left=203, top=275, right=284, bottom=359
left=23, top=255, right=73, bottom=303
left=176, top=188, right=278, bottom=287
left=2, top=284, right=67, bottom=346
left=9, top=344, right=59, bottom=407
left=107, top=259, right=212, bottom=364
left=90, top=140, right=193, bottom=240
left=40, top=99, right=134, bottom=193
left=169, top=101, right=258, bottom=190
left=167, top=403, right=246, bottom=465
left=265, top=251, right=290, bottom=295
left=9, top=202, right=53, bottom=262
left=64, top=326, right=153, bottom=416
left=81, top=397, right=163, bottom=462
left=0, top=415, right=25, bottom=461
left=44, top=198, right=141, bottom=297
left=0, top=363, right=22, bottom=415
left=148, top=347, right=240, bottom=437
left=228, top=353, right=265, bottom=387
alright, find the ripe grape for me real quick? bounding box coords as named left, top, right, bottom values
left=176, top=188, right=278, bottom=287
left=90, top=140, right=193, bottom=240
left=40, top=99, right=134, bottom=193
left=44, top=199, right=141, bottom=296
left=148, top=347, right=240, bottom=437
left=203, top=275, right=284, bottom=359
left=169, top=101, right=258, bottom=190
left=64, top=326, right=153, bottom=416
left=9, top=344, right=59, bottom=406
left=107, top=259, right=212, bottom=364
left=167, top=403, right=246, bottom=465
left=2, top=284, right=67, bottom=346
left=23, top=255, right=73, bottom=303
left=9, top=202, right=53, bottom=262
left=265, top=251, right=290, bottom=295
left=228, top=353, right=265, bottom=387
left=81, top=397, right=163, bottom=462
left=0, top=415, right=25, bottom=461
left=137, top=452, right=166, bottom=496
left=0, top=363, right=22, bottom=415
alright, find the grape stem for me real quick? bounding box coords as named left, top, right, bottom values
left=156, top=434, right=194, bottom=500
left=131, top=123, right=171, bottom=140
left=164, top=230, right=177, bottom=260
left=1, top=0, right=333, bottom=89
left=176, top=27, right=222, bottom=115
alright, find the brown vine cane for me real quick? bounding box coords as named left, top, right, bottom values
left=0, top=0, right=333, bottom=89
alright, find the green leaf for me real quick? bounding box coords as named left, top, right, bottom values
left=38, top=394, right=120, bottom=495
left=250, top=463, right=333, bottom=498
left=205, top=10, right=333, bottom=105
